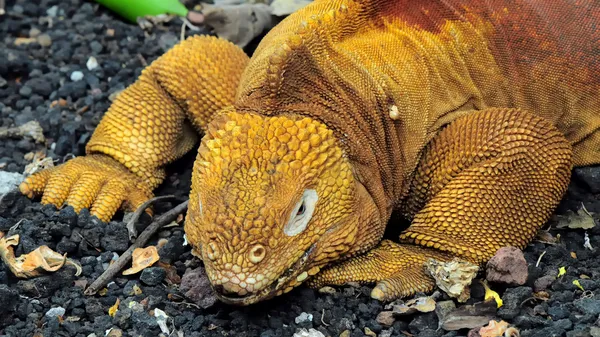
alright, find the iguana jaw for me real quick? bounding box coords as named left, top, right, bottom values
left=213, top=242, right=318, bottom=306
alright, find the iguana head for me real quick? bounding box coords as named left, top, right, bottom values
left=184, top=109, right=373, bottom=305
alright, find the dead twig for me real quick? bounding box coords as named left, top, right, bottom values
left=581, top=290, right=595, bottom=299
left=125, top=195, right=175, bottom=241
left=9, top=219, right=25, bottom=232
left=168, top=293, right=202, bottom=309
left=320, top=309, right=330, bottom=327
left=137, top=53, right=148, bottom=67
left=76, top=232, right=102, bottom=253
left=180, top=16, right=201, bottom=41
left=84, top=200, right=189, bottom=296
left=581, top=202, right=594, bottom=219
left=535, top=250, right=546, bottom=268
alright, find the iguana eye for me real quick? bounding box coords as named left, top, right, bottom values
left=296, top=202, right=306, bottom=216
left=284, top=189, right=317, bottom=236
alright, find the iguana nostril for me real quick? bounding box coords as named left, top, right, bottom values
left=248, top=244, right=265, bottom=264
left=205, top=241, right=219, bottom=261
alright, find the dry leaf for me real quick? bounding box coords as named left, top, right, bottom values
left=554, top=206, right=596, bottom=230
left=108, top=298, right=120, bottom=317
left=392, top=296, right=436, bottom=315
left=533, top=291, right=550, bottom=301
left=479, top=320, right=508, bottom=337
left=0, top=234, right=81, bottom=278
left=157, top=238, right=168, bottom=250
left=571, top=252, right=577, bottom=259
left=535, top=230, right=557, bottom=244
left=122, top=246, right=159, bottom=275
left=0, top=121, right=46, bottom=149
left=505, top=327, right=521, bottom=337
left=478, top=320, right=520, bottom=337
left=426, top=258, right=479, bottom=303
left=200, top=3, right=275, bottom=48
left=23, top=155, right=53, bottom=176
left=158, top=261, right=181, bottom=285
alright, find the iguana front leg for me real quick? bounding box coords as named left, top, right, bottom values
left=20, top=36, right=249, bottom=222
left=308, top=108, right=572, bottom=301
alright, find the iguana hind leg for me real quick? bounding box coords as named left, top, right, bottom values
left=308, top=108, right=572, bottom=301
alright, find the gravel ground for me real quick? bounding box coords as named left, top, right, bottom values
left=1, top=1, right=600, bottom=336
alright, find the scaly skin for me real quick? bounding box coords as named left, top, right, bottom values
left=21, top=35, right=249, bottom=221
left=20, top=0, right=600, bottom=305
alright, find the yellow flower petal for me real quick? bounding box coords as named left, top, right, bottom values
left=558, top=266, right=566, bottom=277
left=481, top=280, right=503, bottom=308
left=108, top=298, right=120, bottom=317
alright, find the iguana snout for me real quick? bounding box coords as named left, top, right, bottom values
left=183, top=110, right=361, bottom=305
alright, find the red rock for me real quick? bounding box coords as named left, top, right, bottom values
left=533, top=275, right=556, bottom=292
left=179, top=267, right=218, bottom=309
left=485, top=246, right=528, bottom=286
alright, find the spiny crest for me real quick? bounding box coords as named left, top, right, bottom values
left=263, top=1, right=364, bottom=106
left=197, top=110, right=343, bottom=180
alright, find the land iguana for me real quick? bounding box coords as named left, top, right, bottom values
left=19, top=0, right=600, bottom=305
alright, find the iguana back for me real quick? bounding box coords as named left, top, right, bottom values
left=235, top=0, right=600, bottom=209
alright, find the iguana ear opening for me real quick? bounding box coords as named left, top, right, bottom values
left=284, top=189, right=318, bottom=236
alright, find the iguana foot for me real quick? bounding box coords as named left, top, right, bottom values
left=20, top=154, right=155, bottom=222
left=306, top=239, right=453, bottom=301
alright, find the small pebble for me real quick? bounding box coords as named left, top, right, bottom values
left=19, top=85, right=32, bottom=97
left=105, top=328, right=123, bottom=337
left=140, top=267, right=166, bottom=286
left=36, top=33, right=52, bottom=47
left=29, top=28, right=41, bottom=38
left=292, top=328, right=325, bottom=337
left=45, top=307, right=66, bottom=318
left=294, top=312, right=313, bottom=324
left=86, top=56, right=98, bottom=71
left=46, top=5, right=58, bottom=17
left=70, top=71, right=84, bottom=81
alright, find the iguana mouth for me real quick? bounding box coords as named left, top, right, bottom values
left=214, top=243, right=317, bottom=306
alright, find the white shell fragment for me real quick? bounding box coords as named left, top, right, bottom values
left=86, top=56, right=99, bottom=70
left=388, top=105, right=400, bottom=120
